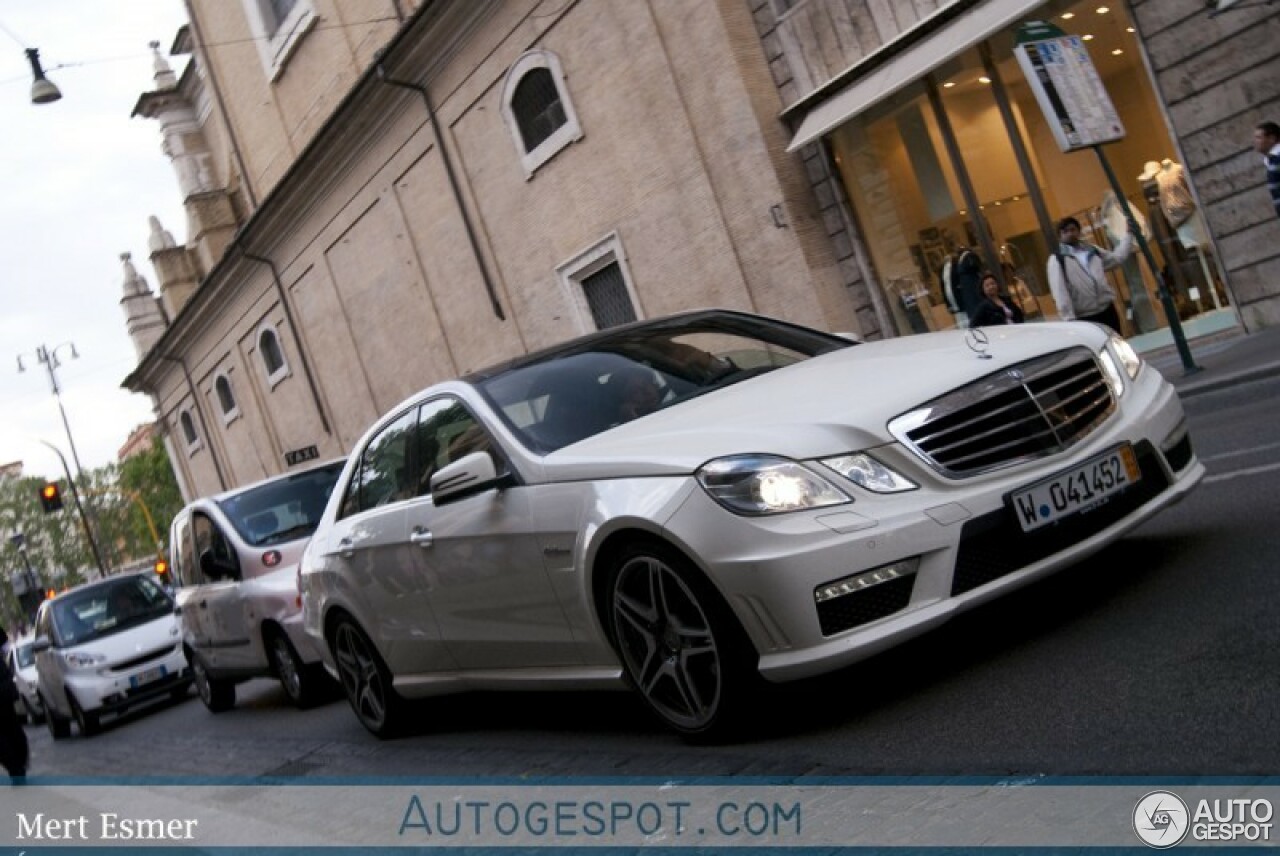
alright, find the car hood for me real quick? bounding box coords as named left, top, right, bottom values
left=540, top=323, right=1109, bottom=480
left=66, top=614, right=181, bottom=661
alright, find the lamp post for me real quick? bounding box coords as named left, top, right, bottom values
left=17, top=343, right=109, bottom=577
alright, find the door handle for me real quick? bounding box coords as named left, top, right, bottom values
left=198, top=601, right=208, bottom=610
left=337, top=537, right=355, bottom=559
left=410, top=527, right=434, bottom=548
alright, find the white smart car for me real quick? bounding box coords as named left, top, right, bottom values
left=300, top=309, right=1203, bottom=739
left=33, top=573, right=190, bottom=737
left=6, top=632, right=43, bottom=724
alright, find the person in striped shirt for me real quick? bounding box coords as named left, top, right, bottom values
left=1254, top=121, right=1280, bottom=219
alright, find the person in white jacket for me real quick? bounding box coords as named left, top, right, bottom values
left=1046, top=216, right=1133, bottom=333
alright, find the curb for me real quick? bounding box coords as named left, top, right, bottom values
left=1166, top=361, right=1280, bottom=398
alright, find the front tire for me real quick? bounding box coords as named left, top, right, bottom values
left=67, top=693, right=100, bottom=737
left=607, top=541, right=756, bottom=740
left=43, top=695, right=71, bottom=740
left=192, top=656, right=235, bottom=713
left=267, top=631, right=327, bottom=709
left=329, top=616, right=405, bottom=738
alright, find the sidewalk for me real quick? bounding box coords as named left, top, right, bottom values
left=1138, top=321, right=1280, bottom=398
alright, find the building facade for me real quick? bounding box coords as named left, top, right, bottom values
left=121, top=0, right=1279, bottom=500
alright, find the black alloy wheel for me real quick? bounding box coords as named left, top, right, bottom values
left=330, top=616, right=403, bottom=738
left=608, top=542, right=755, bottom=740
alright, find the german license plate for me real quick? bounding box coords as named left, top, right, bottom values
left=1011, top=445, right=1140, bottom=533
left=129, top=665, right=166, bottom=689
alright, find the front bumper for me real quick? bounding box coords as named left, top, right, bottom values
left=662, top=366, right=1202, bottom=683
left=67, top=644, right=192, bottom=716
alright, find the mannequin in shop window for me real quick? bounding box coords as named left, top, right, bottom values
left=1152, top=158, right=1224, bottom=311
left=1047, top=215, right=1134, bottom=333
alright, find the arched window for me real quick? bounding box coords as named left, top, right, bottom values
left=214, top=373, right=239, bottom=422
left=180, top=410, right=199, bottom=449
left=257, top=324, right=289, bottom=386
left=512, top=68, right=565, bottom=152
left=501, top=50, right=582, bottom=178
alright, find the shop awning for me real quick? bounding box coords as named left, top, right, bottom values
left=786, top=0, right=1046, bottom=152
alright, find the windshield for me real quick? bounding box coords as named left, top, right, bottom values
left=476, top=314, right=849, bottom=453
left=216, top=460, right=344, bottom=547
left=14, top=643, right=35, bottom=669
left=52, top=576, right=173, bottom=646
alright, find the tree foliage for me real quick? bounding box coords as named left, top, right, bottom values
left=1, top=437, right=182, bottom=626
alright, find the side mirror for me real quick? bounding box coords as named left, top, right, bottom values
left=31, top=637, right=51, bottom=654
left=430, top=451, right=508, bottom=505
left=199, top=548, right=219, bottom=580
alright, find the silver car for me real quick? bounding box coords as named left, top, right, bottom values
left=301, top=309, right=1203, bottom=739
left=168, top=459, right=343, bottom=712
left=33, top=573, right=191, bottom=737
left=7, top=633, right=43, bottom=724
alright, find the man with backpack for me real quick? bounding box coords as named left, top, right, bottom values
left=1046, top=216, right=1133, bottom=333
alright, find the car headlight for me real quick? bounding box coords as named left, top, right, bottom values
left=820, top=452, right=918, bottom=493
left=1099, top=335, right=1142, bottom=397
left=697, top=454, right=850, bottom=515
left=62, top=651, right=106, bottom=668
left=1110, top=334, right=1142, bottom=379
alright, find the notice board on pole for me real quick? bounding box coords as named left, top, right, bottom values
left=1013, top=21, right=1125, bottom=152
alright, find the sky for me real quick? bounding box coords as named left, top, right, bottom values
left=0, top=0, right=191, bottom=480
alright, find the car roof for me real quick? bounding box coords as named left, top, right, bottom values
left=193, top=456, right=346, bottom=506
left=459, top=308, right=848, bottom=383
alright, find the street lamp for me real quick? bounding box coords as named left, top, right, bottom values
left=17, top=342, right=108, bottom=577
left=25, top=47, right=62, bottom=105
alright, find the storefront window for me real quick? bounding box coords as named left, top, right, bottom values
left=827, top=0, right=1229, bottom=340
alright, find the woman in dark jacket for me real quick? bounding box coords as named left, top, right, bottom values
left=970, top=271, right=1025, bottom=328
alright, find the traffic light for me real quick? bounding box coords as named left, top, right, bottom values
left=154, top=557, right=169, bottom=577
left=39, top=481, right=64, bottom=512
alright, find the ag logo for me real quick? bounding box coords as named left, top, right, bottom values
left=1134, top=791, right=1190, bottom=848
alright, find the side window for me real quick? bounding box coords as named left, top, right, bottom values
left=240, top=0, right=316, bottom=80
left=192, top=512, right=241, bottom=583
left=501, top=50, right=583, bottom=178
left=257, top=324, right=289, bottom=386
left=35, top=604, right=52, bottom=642
left=556, top=232, right=641, bottom=332
left=171, top=513, right=194, bottom=588
left=341, top=409, right=417, bottom=516
left=412, top=397, right=500, bottom=499
left=214, top=373, right=239, bottom=423
left=179, top=408, right=202, bottom=453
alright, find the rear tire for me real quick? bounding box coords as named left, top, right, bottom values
left=192, top=656, right=235, bottom=713
left=21, top=696, right=44, bottom=725
left=607, top=541, right=758, bottom=741
left=329, top=616, right=405, bottom=738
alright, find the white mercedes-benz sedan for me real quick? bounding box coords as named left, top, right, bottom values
left=300, top=309, right=1202, bottom=739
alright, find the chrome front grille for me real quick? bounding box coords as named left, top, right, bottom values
left=890, top=348, right=1115, bottom=477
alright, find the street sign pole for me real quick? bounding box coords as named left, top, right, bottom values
left=1013, top=20, right=1201, bottom=374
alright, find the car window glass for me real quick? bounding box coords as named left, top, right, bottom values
left=412, top=398, right=500, bottom=498
left=215, top=460, right=344, bottom=546
left=349, top=408, right=417, bottom=514
left=476, top=316, right=842, bottom=454
left=14, top=643, right=34, bottom=669
left=172, top=512, right=193, bottom=587
left=51, top=576, right=173, bottom=645
left=193, top=512, right=241, bottom=583
left=35, top=606, right=51, bottom=643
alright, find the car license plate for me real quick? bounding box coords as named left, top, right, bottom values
left=129, top=665, right=167, bottom=689
left=1011, top=445, right=1140, bottom=533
